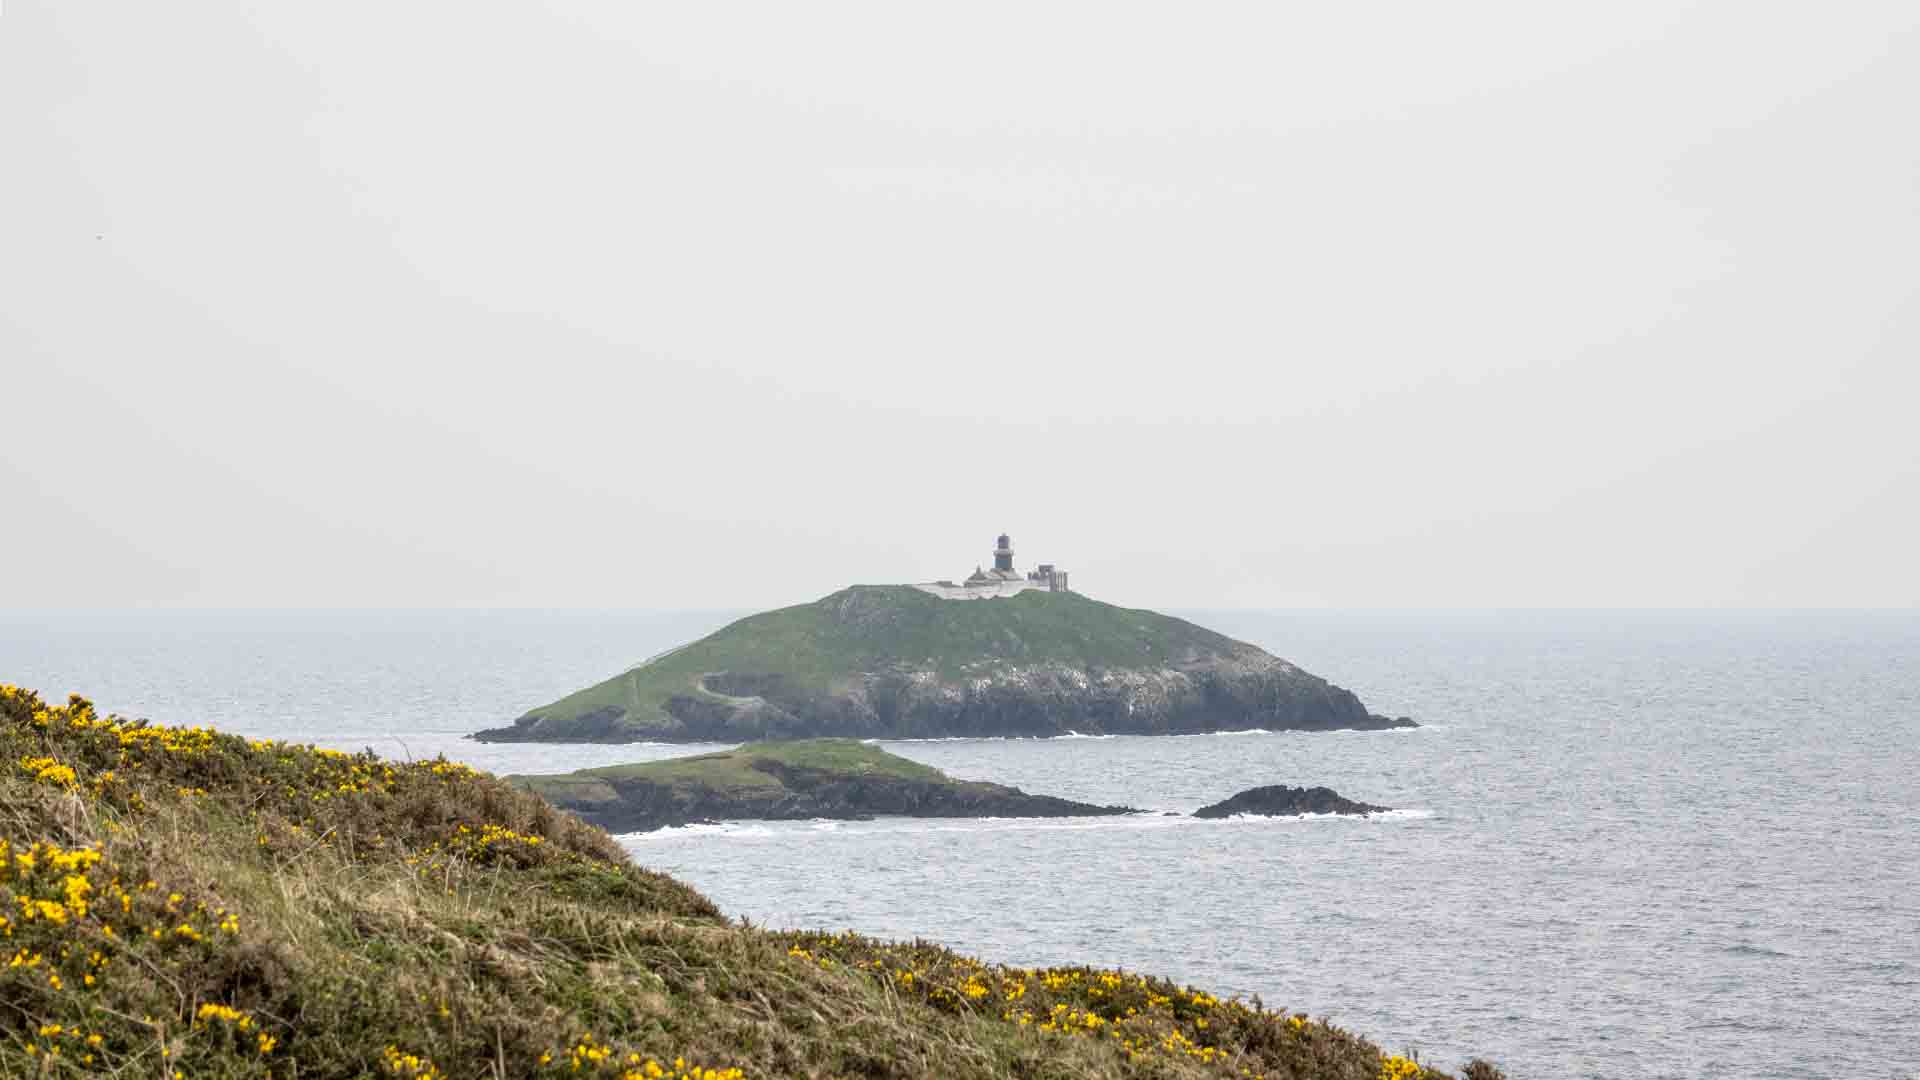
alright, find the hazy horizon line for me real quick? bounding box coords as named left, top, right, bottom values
left=6, top=606, right=1917, bottom=617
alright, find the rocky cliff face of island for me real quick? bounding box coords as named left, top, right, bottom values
left=479, top=656, right=1411, bottom=743
left=475, top=586, right=1414, bottom=744
left=673, top=660, right=1401, bottom=741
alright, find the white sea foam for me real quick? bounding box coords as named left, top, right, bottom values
left=621, top=822, right=779, bottom=841
left=860, top=730, right=1006, bottom=737
left=1192, top=807, right=1433, bottom=824
left=870, top=813, right=1195, bottom=835
left=1198, top=811, right=1359, bottom=824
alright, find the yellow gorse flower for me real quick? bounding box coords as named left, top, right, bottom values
left=17, top=756, right=78, bottom=787
left=383, top=1045, right=447, bottom=1079
left=196, top=1002, right=256, bottom=1030
left=535, top=1038, right=744, bottom=1080
left=1379, top=1054, right=1424, bottom=1080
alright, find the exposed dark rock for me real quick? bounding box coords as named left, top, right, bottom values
left=1191, top=785, right=1389, bottom=819
left=475, top=659, right=1416, bottom=743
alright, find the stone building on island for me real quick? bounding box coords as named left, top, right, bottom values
left=912, top=534, right=1071, bottom=600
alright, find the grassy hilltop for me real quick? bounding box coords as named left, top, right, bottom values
left=513, top=739, right=951, bottom=809
left=514, top=586, right=1244, bottom=733
left=480, top=586, right=1399, bottom=743
left=509, top=740, right=1133, bottom=834
left=0, top=684, right=1496, bottom=1079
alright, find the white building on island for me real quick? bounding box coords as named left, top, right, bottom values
left=912, top=534, right=1071, bottom=600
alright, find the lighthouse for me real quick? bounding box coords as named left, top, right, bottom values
left=914, top=532, right=1071, bottom=599
left=993, top=533, right=1015, bottom=573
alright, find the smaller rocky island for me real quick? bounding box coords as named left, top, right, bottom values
left=511, top=739, right=1137, bottom=834
left=1192, top=785, right=1390, bottom=818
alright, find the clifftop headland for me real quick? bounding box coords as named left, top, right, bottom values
left=474, top=585, right=1413, bottom=743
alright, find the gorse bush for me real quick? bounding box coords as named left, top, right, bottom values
left=1, top=684, right=1488, bottom=1079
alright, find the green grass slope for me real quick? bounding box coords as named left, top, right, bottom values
left=1, top=683, right=1501, bottom=1080
left=502, top=740, right=1132, bottom=834
left=514, top=739, right=947, bottom=804
left=508, top=586, right=1256, bottom=738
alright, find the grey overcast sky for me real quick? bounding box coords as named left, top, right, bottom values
left=3, top=2, right=1917, bottom=611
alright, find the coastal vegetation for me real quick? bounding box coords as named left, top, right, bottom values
left=1, top=683, right=1497, bottom=1079
left=509, top=739, right=1134, bottom=833
left=478, top=586, right=1411, bottom=743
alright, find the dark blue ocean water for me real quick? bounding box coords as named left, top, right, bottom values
left=4, top=610, right=1916, bottom=1078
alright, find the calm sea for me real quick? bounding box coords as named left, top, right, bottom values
left=4, top=609, right=1916, bottom=1079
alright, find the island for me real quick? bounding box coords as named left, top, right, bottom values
left=475, top=533, right=1414, bottom=743
left=509, top=738, right=1137, bottom=833
left=1192, top=784, right=1391, bottom=818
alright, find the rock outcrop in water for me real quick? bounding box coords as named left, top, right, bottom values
left=475, top=586, right=1414, bottom=743
left=510, top=739, right=1138, bottom=833
left=1192, top=785, right=1389, bottom=818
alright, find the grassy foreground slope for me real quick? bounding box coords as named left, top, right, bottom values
left=1, top=685, right=1495, bottom=1080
